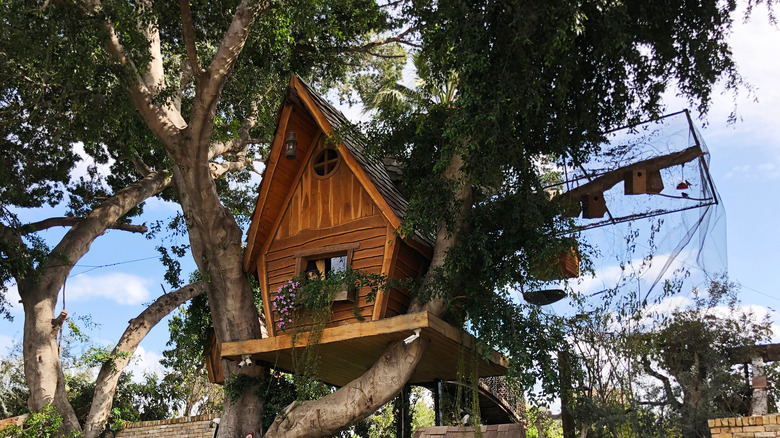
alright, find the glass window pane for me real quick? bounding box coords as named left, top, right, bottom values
left=330, top=255, right=347, bottom=273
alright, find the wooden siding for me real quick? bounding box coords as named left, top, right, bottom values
left=275, top=145, right=378, bottom=239
left=385, top=241, right=427, bottom=318
left=262, top=146, right=391, bottom=329
left=265, top=223, right=386, bottom=327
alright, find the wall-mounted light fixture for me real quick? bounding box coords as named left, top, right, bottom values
left=285, top=132, right=298, bottom=160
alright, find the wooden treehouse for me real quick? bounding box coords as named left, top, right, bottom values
left=214, top=76, right=507, bottom=390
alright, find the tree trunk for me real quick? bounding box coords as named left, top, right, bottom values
left=264, top=339, right=428, bottom=437
left=21, top=281, right=80, bottom=433
left=10, top=170, right=171, bottom=435
left=172, top=160, right=265, bottom=437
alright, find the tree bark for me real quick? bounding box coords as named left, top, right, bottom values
left=82, top=282, right=208, bottom=438
left=264, top=339, right=428, bottom=438
left=21, top=281, right=81, bottom=433
left=172, top=155, right=266, bottom=437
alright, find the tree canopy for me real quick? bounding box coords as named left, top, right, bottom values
left=0, top=0, right=770, bottom=436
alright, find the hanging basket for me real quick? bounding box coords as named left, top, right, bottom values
left=530, top=246, right=580, bottom=281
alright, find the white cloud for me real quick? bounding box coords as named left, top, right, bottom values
left=709, top=303, right=780, bottom=342
left=725, top=160, right=780, bottom=180
left=142, top=196, right=182, bottom=215
left=125, top=346, right=165, bottom=382
left=643, top=295, right=694, bottom=317
left=67, top=273, right=152, bottom=305
left=568, top=251, right=698, bottom=298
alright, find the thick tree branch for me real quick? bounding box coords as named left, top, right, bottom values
left=641, top=357, right=682, bottom=409
left=265, top=339, right=428, bottom=437
left=203, top=0, right=266, bottom=104
left=563, top=146, right=703, bottom=201
left=21, top=218, right=147, bottom=235
left=409, top=153, right=472, bottom=316
left=47, top=170, right=171, bottom=284
left=178, top=0, right=203, bottom=77
left=193, top=11, right=270, bottom=157
left=209, top=161, right=246, bottom=179
left=209, top=95, right=267, bottom=161
left=67, top=0, right=187, bottom=152
left=136, top=0, right=166, bottom=96
left=130, top=151, right=154, bottom=177
left=100, top=21, right=186, bottom=147
left=82, top=282, right=208, bottom=438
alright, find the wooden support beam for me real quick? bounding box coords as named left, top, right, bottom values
left=564, top=146, right=703, bottom=202
left=221, top=312, right=507, bottom=387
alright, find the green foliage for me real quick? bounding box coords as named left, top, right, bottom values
left=161, top=293, right=224, bottom=416
left=564, top=279, right=771, bottom=437
left=0, top=354, right=28, bottom=419
left=634, top=280, right=770, bottom=437
left=525, top=407, right=563, bottom=438
left=411, top=388, right=435, bottom=432
left=358, top=387, right=434, bottom=438
left=0, top=0, right=769, bottom=433
left=0, top=405, right=81, bottom=438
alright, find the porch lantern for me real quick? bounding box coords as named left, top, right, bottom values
left=285, top=131, right=298, bottom=160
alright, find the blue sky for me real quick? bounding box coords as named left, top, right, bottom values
left=1, top=5, right=779, bottom=377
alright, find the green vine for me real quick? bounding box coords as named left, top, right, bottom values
left=271, top=268, right=388, bottom=400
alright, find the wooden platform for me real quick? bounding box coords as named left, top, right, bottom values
left=221, top=312, right=508, bottom=387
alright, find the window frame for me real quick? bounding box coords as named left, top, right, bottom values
left=292, top=243, right=360, bottom=303
left=311, top=147, right=341, bottom=179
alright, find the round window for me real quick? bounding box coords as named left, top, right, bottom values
left=312, top=148, right=339, bottom=178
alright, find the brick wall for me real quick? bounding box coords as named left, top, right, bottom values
left=0, top=415, right=27, bottom=431
left=115, top=414, right=217, bottom=438
left=709, top=414, right=780, bottom=438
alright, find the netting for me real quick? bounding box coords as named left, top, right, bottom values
left=545, top=110, right=727, bottom=309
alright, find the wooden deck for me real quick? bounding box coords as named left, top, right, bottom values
left=221, top=312, right=508, bottom=387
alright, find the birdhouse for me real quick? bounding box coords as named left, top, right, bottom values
left=625, top=168, right=664, bottom=195
left=531, top=246, right=580, bottom=281
left=581, top=192, right=607, bottom=218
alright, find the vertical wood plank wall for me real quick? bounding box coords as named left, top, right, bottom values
left=263, top=142, right=389, bottom=328
left=386, top=241, right=425, bottom=318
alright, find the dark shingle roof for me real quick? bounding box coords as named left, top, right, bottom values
left=294, top=78, right=434, bottom=248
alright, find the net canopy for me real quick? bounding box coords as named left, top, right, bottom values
left=543, top=110, right=727, bottom=311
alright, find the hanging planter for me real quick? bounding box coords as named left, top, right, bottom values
left=530, top=246, right=580, bottom=281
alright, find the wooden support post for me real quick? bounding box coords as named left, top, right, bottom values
left=434, top=379, right=443, bottom=426
left=396, top=384, right=412, bottom=438
left=751, top=356, right=768, bottom=416
left=559, top=350, right=575, bottom=438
